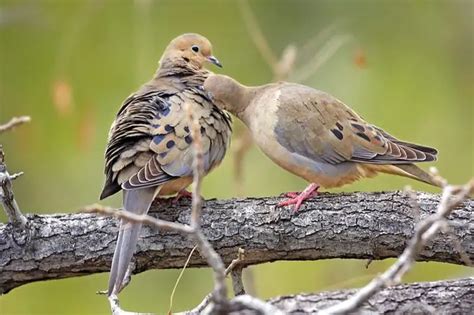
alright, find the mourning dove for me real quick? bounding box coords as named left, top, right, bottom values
left=204, top=74, right=440, bottom=211
left=100, top=34, right=232, bottom=295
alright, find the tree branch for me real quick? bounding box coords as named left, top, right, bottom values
left=0, top=147, right=27, bottom=228
left=0, top=191, right=472, bottom=294
left=266, top=277, right=473, bottom=314
left=0, top=116, right=31, bottom=134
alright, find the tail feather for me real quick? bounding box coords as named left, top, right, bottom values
left=393, top=164, right=442, bottom=187
left=370, top=163, right=442, bottom=187
left=108, top=187, right=158, bottom=296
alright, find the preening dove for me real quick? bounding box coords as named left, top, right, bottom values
left=204, top=74, right=440, bottom=211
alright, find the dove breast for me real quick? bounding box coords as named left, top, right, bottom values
left=240, top=83, right=361, bottom=188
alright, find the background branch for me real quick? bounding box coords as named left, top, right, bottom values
left=1, top=191, right=472, bottom=294
left=265, top=278, right=473, bottom=314
left=0, top=115, right=30, bottom=228
left=0, top=116, right=31, bottom=134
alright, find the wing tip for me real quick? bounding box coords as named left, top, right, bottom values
left=100, top=182, right=121, bottom=200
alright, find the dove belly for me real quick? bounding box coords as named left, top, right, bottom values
left=243, top=97, right=361, bottom=188
left=257, top=136, right=361, bottom=188
left=159, top=176, right=193, bottom=196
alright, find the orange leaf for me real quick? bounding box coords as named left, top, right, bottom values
left=354, top=48, right=367, bottom=69
left=52, top=79, right=74, bottom=116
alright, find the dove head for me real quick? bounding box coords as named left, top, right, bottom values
left=204, top=74, right=251, bottom=116
left=160, top=33, right=222, bottom=71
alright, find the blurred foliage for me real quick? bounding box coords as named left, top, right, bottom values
left=0, top=0, right=473, bottom=314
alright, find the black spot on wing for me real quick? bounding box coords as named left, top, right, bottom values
left=185, top=135, right=193, bottom=144
left=336, top=122, right=344, bottom=131
left=356, top=132, right=371, bottom=142
left=166, top=140, right=175, bottom=149
left=331, top=129, right=344, bottom=140
left=351, top=123, right=365, bottom=132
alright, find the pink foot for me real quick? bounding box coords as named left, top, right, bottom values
left=281, top=192, right=300, bottom=198
left=172, top=190, right=193, bottom=204
left=277, top=183, right=320, bottom=213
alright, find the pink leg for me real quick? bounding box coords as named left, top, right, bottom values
left=172, top=190, right=193, bottom=203
left=281, top=192, right=300, bottom=198
left=277, top=183, right=320, bottom=213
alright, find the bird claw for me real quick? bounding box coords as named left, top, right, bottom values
left=172, top=190, right=193, bottom=204
left=277, top=183, right=320, bottom=213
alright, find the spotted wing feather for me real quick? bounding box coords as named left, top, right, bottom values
left=274, top=84, right=437, bottom=166
left=101, top=87, right=231, bottom=196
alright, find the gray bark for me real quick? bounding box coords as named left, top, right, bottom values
left=0, top=191, right=472, bottom=294
left=263, top=277, right=474, bottom=314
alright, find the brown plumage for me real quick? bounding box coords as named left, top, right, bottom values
left=101, top=34, right=231, bottom=295
left=204, top=74, right=440, bottom=211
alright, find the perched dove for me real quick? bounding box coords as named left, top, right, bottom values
left=100, top=34, right=232, bottom=295
left=204, top=74, right=440, bottom=211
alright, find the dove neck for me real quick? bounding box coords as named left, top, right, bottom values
left=156, top=56, right=200, bottom=78
left=222, top=84, right=260, bottom=119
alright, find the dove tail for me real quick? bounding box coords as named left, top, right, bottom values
left=392, top=164, right=442, bottom=187
left=108, top=187, right=158, bottom=296
left=373, top=164, right=442, bottom=188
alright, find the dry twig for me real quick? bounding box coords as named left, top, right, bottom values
left=0, top=116, right=31, bottom=134
left=186, top=104, right=228, bottom=310
left=186, top=248, right=246, bottom=314
left=83, top=204, right=193, bottom=235
left=0, top=115, right=30, bottom=228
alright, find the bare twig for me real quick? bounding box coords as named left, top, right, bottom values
left=83, top=204, right=194, bottom=235
left=298, top=20, right=346, bottom=58
left=168, top=246, right=198, bottom=314
left=226, top=248, right=246, bottom=296
left=229, top=295, right=285, bottom=315
left=290, top=34, right=353, bottom=83
left=0, top=116, right=30, bottom=227
left=238, top=0, right=278, bottom=72
left=0, top=146, right=27, bottom=228
left=186, top=104, right=228, bottom=310
left=319, top=179, right=474, bottom=314
left=108, top=294, right=152, bottom=315
left=231, top=269, right=245, bottom=297
left=186, top=248, right=246, bottom=314
left=0, top=116, right=31, bottom=134
left=225, top=248, right=245, bottom=275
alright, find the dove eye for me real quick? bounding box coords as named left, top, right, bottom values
left=191, top=45, right=199, bottom=53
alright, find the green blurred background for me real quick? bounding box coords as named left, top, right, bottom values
left=0, top=0, right=473, bottom=314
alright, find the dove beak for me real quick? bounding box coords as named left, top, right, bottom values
left=207, top=56, right=222, bottom=68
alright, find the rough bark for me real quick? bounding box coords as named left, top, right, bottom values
left=263, top=277, right=474, bottom=314
left=0, top=191, right=472, bottom=294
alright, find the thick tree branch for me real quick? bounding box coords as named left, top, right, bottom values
left=0, top=191, right=472, bottom=294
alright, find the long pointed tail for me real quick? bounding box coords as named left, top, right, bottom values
left=393, top=164, right=443, bottom=187
left=108, top=187, right=158, bottom=296
left=373, top=163, right=443, bottom=188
